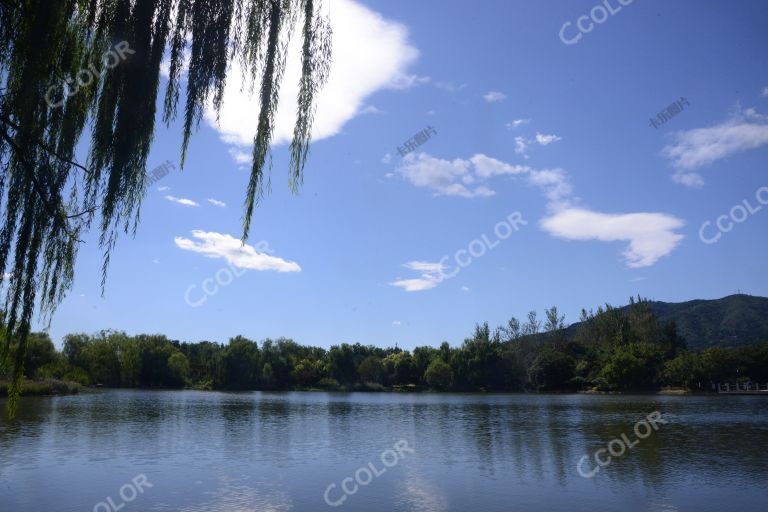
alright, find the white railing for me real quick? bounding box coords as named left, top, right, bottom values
left=718, top=382, right=768, bottom=393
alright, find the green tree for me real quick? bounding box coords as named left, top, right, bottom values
left=528, top=349, right=574, bottom=391
left=291, top=358, right=322, bottom=387
left=0, top=0, right=332, bottom=416
left=357, top=356, right=384, bottom=385
left=663, top=352, right=702, bottom=388
left=22, top=333, right=57, bottom=377
left=424, top=359, right=453, bottom=390
left=222, top=337, right=260, bottom=389
left=167, top=352, right=190, bottom=386
left=328, top=344, right=357, bottom=385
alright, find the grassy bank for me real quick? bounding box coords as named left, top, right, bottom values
left=0, top=379, right=81, bottom=397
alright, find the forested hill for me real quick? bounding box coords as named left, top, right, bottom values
left=564, top=294, right=768, bottom=351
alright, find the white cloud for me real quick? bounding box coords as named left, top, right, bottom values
left=389, top=74, right=430, bottom=90
left=396, top=152, right=537, bottom=198
left=514, top=136, right=528, bottom=155
left=392, top=320, right=402, bottom=326
left=157, top=186, right=170, bottom=191
left=165, top=195, right=199, bottom=207
left=535, top=132, right=562, bottom=146
left=434, top=81, right=466, bottom=92
left=397, top=153, right=492, bottom=198
left=207, top=198, right=227, bottom=207
left=528, top=169, right=573, bottom=211
left=761, top=86, right=768, bottom=97
left=662, top=110, right=768, bottom=184
left=507, top=119, right=530, bottom=129
left=174, top=231, right=300, bottom=272
left=461, top=286, right=470, bottom=292
left=197, top=0, right=420, bottom=164
left=381, top=153, right=392, bottom=164
left=470, top=154, right=530, bottom=178
left=540, top=209, right=684, bottom=268
left=483, top=91, right=506, bottom=103
left=671, top=171, right=705, bottom=188
left=389, top=261, right=448, bottom=292
left=359, top=104, right=385, bottom=115
left=396, top=151, right=683, bottom=268
left=228, top=148, right=252, bottom=166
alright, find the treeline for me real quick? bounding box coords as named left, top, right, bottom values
left=3, top=298, right=768, bottom=392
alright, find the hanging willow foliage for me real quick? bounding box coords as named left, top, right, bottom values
left=0, top=0, right=332, bottom=416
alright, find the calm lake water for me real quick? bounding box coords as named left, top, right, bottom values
left=1, top=390, right=767, bottom=512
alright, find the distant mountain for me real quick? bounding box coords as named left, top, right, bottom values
left=645, top=294, right=768, bottom=351
left=560, top=294, right=768, bottom=351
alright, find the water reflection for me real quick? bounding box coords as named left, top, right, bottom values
left=1, top=391, right=767, bottom=512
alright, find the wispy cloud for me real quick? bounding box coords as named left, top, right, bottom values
left=165, top=195, right=199, bottom=207
left=389, top=74, right=430, bottom=90
left=662, top=109, right=768, bottom=186
left=207, top=198, right=227, bottom=207
left=535, top=132, right=562, bottom=146
left=434, top=81, right=466, bottom=92
left=514, top=136, right=528, bottom=156
left=513, top=131, right=561, bottom=157
left=528, top=169, right=573, bottom=211
left=761, top=86, right=768, bottom=97
left=483, top=91, right=506, bottom=103
left=398, top=151, right=683, bottom=268
left=174, top=231, right=300, bottom=272
left=390, top=261, right=448, bottom=292
left=228, top=148, right=252, bottom=167
left=359, top=104, right=385, bottom=115
left=157, top=186, right=170, bottom=191
left=507, top=119, right=530, bottom=129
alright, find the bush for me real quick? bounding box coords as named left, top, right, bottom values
left=424, top=359, right=453, bottom=390
left=317, top=377, right=341, bottom=390
left=0, top=379, right=81, bottom=397
left=528, top=349, right=575, bottom=391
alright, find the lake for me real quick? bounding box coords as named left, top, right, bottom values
left=1, top=391, right=767, bottom=511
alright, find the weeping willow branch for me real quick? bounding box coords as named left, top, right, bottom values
left=0, top=0, right=332, bottom=417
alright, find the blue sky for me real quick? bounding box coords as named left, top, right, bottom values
left=41, top=0, right=768, bottom=350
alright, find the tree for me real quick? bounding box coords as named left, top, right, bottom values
left=599, top=343, right=662, bottom=390
left=221, top=336, right=260, bottom=389
left=291, top=358, right=322, bottom=387
left=357, top=356, right=384, bottom=385
left=22, top=333, right=57, bottom=377
left=0, top=0, right=332, bottom=416
left=528, top=349, right=574, bottom=391
left=499, top=316, right=522, bottom=342
left=663, top=352, right=701, bottom=388
left=328, top=344, right=357, bottom=385
left=544, top=306, right=565, bottom=333
left=524, top=311, right=541, bottom=335
left=384, top=351, right=414, bottom=385
left=167, top=352, right=190, bottom=387
left=424, top=359, right=453, bottom=390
